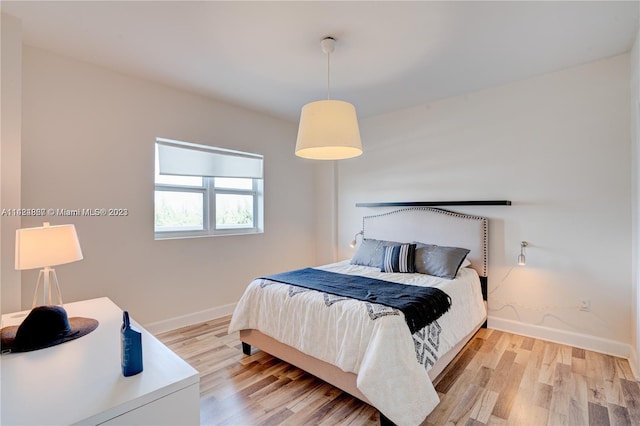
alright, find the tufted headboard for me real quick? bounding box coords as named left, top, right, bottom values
left=361, top=207, right=488, bottom=299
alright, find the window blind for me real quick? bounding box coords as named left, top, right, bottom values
left=157, top=139, right=263, bottom=179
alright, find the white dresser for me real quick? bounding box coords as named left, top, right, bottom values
left=1, top=297, right=200, bottom=425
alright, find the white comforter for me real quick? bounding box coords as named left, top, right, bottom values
left=228, top=261, right=487, bottom=425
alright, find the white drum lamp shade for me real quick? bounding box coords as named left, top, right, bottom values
left=295, top=100, right=363, bottom=160
left=15, top=224, right=83, bottom=270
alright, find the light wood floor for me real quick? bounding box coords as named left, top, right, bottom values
left=156, top=316, right=640, bottom=425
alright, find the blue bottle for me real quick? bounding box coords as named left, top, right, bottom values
left=121, top=311, right=143, bottom=377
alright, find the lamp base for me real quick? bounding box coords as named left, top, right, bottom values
left=32, top=267, right=63, bottom=308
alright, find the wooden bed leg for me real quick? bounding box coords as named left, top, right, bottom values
left=379, top=412, right=396, bottom=426
left=241, top=342, right=251, bottom=355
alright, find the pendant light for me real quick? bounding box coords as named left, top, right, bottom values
left=295, top=37, right=363, bottom=160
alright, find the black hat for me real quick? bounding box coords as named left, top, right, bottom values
left=1, top=305, right=98, bottom=353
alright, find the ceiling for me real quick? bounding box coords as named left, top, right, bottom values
left=3, top=1, right=639, bottom=121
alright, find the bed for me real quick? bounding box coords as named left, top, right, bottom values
left=228, top=207, right=488, bottom=425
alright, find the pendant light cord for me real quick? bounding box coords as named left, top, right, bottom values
left=326, top=49, right=331, bottom=100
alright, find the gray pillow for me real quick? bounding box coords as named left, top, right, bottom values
left=414, top=242, right=470, bottom=279
left=351, top=238, right=400, bottom=268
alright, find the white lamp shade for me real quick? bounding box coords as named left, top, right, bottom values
left=295, top=100, right=363, bottom=160
left=15, top=224, right=83, bottom=270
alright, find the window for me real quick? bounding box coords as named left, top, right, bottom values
left=154, top=138, right=264, bottom=239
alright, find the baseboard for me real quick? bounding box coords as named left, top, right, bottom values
left=629, top=346, right=640, bottom=381
left=488, top=315, right=631, bottom=360
left=144, top=302, right=237, bottom=335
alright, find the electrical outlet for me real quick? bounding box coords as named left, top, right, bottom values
left=580, top=300, right=591, bottom=312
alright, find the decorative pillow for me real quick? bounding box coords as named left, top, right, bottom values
left=413, top=242, right=470, bottom=279
left=351, top=238, right=400, bottom=268
left=460, top=257, right=472, bottom=268
left=381, top=244, right=416, bottom=273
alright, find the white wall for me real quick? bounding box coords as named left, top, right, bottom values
left=0, top=13, right=22, bottom=314
left=19, top=46, right=316, bottom=326
left=631, top=27, right=640, bottom=376
left=313, top=162, right=339, bottom=266
left=337, top=54, right=632, bottom=357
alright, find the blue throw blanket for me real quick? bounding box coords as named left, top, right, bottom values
left=261, top=268, right=451, bottom=334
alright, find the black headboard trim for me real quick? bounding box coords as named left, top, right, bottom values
left=356, top=200, right=511, bottom=207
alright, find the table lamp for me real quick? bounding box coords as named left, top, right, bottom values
left=15, top=222, right=83, bottom=307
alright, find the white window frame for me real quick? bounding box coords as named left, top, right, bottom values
left=209, top=177, right=263, bottom=236
left=154, top=139, right=264, bottom=240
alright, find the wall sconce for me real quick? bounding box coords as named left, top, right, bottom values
left=349, top=230, right=364, bottom=248
left=517, top=241, right=528, bottom=266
